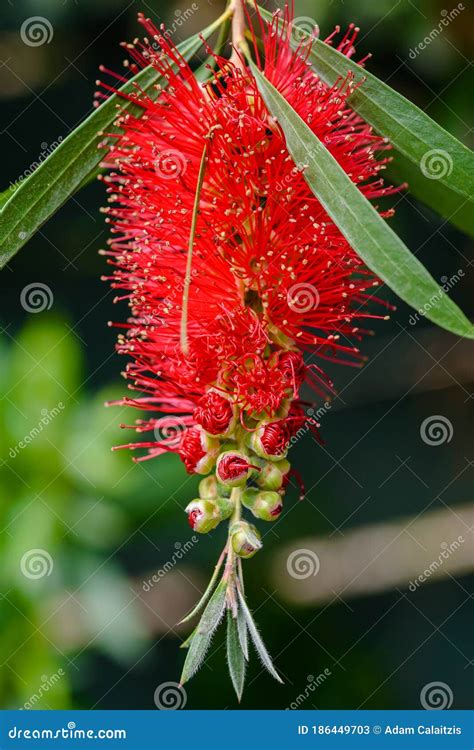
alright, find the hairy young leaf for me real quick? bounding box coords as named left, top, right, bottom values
left=237, top=604, right=249, bottom=661
left=180, top=580, right=227, bottom=685
left=227, top=610, right=246, bottom=701
left=196, top=579, right=227, bottom=635
left=250, top=62, right=474, bottom=340
left=257, top=7, right=474, bottom=236
left=0, top=27, right=216, bottom=270
left=237, top=588, right=283, bottom=683
left=178, top=548, right=225, bottom=625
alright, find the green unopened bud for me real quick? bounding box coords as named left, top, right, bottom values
left=230, top=520, right=262, bottom=559
left=199, top=475, right=219, bottom=499
left=215, top=495, right=234, bottom=521
left=256, top=458, right=290, bottom=491
left=251, top=490, right=283, bottom=522
left=185, top=499, right=220, bottom=534
left=241, top=487, right=260, bottom=510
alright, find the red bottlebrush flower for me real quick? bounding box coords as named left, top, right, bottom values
left=194, top=390, right=235, bottom=437
left=101, top=6, right=399, bottom=466
left=99, top=1, right=407, bottom=699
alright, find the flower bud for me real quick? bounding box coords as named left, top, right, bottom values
left=216, top=450, right=258, bottom=488
left=241, top=487, right=259, bottom=510
left=185, top=499, right=220, bottom=533
left=215, top=495, right=234, bottom=521
left=179, top=426, right=219, bottom=475
left=194, top=390, right=237, bottom=438
left=198, top=475, right=219, bottom=499
left=250, top=421, right=289, bottom=462
left=230, top=520, right=262, bottom=558
left=256, top=458, right=291, bottom=491
left=251, top=490, right=283, bottom=522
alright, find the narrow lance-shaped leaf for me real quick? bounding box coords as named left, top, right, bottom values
left=237, top=587, right=283, bottom=683
left=178, top=544, right=226, bottom=625
left=237, top=603, right=249, bottom=661
left=249, top=61, right=474, bottom=340
left=227, top=610, right=246, bottom=702
left=257, top=6, right=474, bottom=237
left=180, top=580, right=227, bottom=685
left=0, top=20, right=222, bottom=270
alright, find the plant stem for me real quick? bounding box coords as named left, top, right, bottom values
left=207, top=3, right=234, bottom=36
left=230, top=0, right=247, bottom=72
left=223, top=487, right=241, bottom=582
left=230, top=486, right=242, bottom=524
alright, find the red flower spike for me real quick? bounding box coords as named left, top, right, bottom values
left=101, top=2, right=405, bottom=698
left=103, top=5, right=398, bottom=479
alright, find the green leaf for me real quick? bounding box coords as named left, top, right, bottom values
left=0, top=189, right=13, bottom=209
left=227, top=610, right=246, bottom=701
left=0, top=25, right=218, bottom=270
left=180, top=580, right=227, bottom=685
left=237, top=604, right=249, bottom=661
left=178, top=548, right=225, bottom=625
left=197, top=579, right=227, bottom=635
left=249, top=61, right=474, bottom=340
left=257, top=7, right=474, bottom=236
left=237, top=587, right=283, bottom=683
